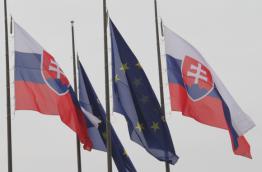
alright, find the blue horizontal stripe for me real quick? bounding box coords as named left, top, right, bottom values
left=15, top=51, right=42, bottom=69
left=15, top=68, right=45, bottom=83
left=15, top=51, right=45, bottom=83
left=215, top=88, right=239, bottom=148
left=166, top=54, right=184, bottom=86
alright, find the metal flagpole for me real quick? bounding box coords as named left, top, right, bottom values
left=10, top=16, right=13, bottom=34
left=4, top=0, right=13, bottom=171
left=103, top=0, right=113, bottom=172
left=71, top=21, right=82, bottom=172
left=154, top=0, right=170, bottom=172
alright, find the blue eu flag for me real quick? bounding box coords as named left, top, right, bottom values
left=78, top=61, right=137, bottom=172
left=110, top=20, right=179, bottom=165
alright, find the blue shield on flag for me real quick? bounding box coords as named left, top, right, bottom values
left=181, top=56, right=214, bottom=101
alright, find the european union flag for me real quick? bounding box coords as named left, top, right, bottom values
left=110, top=20, right=179, bottom=165
left=78, top=61, right=137, bottom=172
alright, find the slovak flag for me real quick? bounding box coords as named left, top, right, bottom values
left=164, top=25, right=255, bottom=158
left=14, top=22, right=92, bottom=150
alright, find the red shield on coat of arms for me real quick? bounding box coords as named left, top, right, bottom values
left=181, top=56, right=214, bottom=101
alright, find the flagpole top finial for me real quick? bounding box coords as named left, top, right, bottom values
left=71, top=20, right=74, bottom=25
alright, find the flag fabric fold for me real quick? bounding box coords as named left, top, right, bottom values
left=110, top=19, right=179, bottom=165
left=14, top=22, right=92, bottom=150
left=164, top=25, right=255, bottom=158
left=78, top=61, right=137, bottom=172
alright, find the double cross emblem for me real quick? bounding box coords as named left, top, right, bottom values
left=48, top=60, right=65, bottom=80
left=182, top=56, right=214, bottom=101
left=187, top=63, right=208, bottom=84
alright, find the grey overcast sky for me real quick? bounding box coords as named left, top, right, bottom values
left=0, top=0, right=261, bottom=171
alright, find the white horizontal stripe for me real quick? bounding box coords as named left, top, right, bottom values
left=164, top=25, right=204, bottom=63
left=14, top=22, right=43, bottom=54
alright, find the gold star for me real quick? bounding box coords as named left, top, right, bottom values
left=136, top=63, right=142, bottom=69
left=97, top=98, right=102, bottom=105
left=154, top=108, right=160, bottom=112
left=151, top=121, right=160, bottom=132
left=140, top=95, right=149, bottom=104
left=102, top=131, right=107, bottom=140
left=115, top=74, right=120, bottom=82
left=135, top=122, right=144, bottom=132
left=161, top=116, right=166, bottom=123
left=120, top=63, right=129, bottom=72
left=123, top=149, right=128, bottom=157
left=133, top=77, right=142, bottom=87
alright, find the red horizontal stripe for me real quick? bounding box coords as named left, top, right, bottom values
left=233, top=136, right=252, bottom=159
left=15, top=81, right=93, bottom=150
left=16, top=81, right=60, bottom=114
left=169, top=83, right=227, bottom=129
